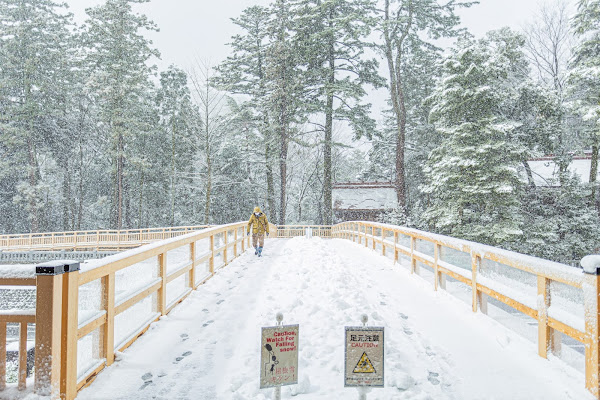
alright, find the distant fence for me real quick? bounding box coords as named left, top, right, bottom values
left=276, top=225, right=331, bottom=238
left=333, top=221, right=599, bottom=398
left=0, top=226, right=209, bottom=252
left=0, top=251, right=117, bottom=263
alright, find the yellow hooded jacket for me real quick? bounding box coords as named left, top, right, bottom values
left=247, top=207, right=270, bottom=235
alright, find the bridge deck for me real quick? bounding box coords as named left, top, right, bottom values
left=77, top=238, right=591, bottom=400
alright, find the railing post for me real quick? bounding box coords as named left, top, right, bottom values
left=61, top=262, right=80, bottom=400
left=410, top=237, right=416, bottom=274
left=224, top=230, right=228, bottom=265
left=434, top=244, right=440, bottom=291
left=582, top=256, right=600, bottom=398
left=102, top=272, right=115, bottom=367
left=471, top=254, right=481, bottom=312
left=234, top=229, right=238, bottom=257
left=393, top=232, right=399, bottom=264
left=158, top=253, right=167, bottom=315
left=381, top=229, right=385, bottom=256
left=0, top=321, right=5, bottom=391
left=34, top=261, right=80, bottom=399
left=241, top=228, right=246, bottom=252
left=209, top=235, right=215, bottom=274
left=372, top=227, right=376, bottom=251
left=537, top=276, right=551, bottom=359
left=189, top=242, right=196, bottom=290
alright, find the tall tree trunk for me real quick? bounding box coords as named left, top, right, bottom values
left=523, top=160, right=535, bottom=188
left=383, top=0, right=412, bottom=216
left=279, top=127, right=288, bottom=225
left=266, top=137, right=276, bottom=218
left=323, top=22, right=335, bottom=225
left=62, top=159, right=71, bottom=230
left=117, top=132, right=124, bottom=229
left=170, top=121, right=176, bottom=226
left=590, top=143, right=599, bottom=213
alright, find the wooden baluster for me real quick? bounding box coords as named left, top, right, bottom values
left=393, top=232, right=399, bottom=264
left=434, top=244, right=440, bottom=291
left=538, top=276, right=551, bottom=358
left=61, top=263, right=80, bottom=399
left=471, top=254, right=481, bottom=312
left=381, top=229, right=386, bottom=256
left=209, top=236, right=215, bottom=274
left=18, top=322, right=27, bottom=390
left=224, top=231, right=228, bottom=265
left=103, top=273, right=116, bottom=369
left=234, top=229, right=238, bottom=258
left=372, top=227, right=376, bottom=250
left=0, top=321, right=5, bottom=391
left=410, top=237, right=416, bottom=274
left=189, top=242, right=196, bottom=290
left=158, top=253, right=167, bottom=315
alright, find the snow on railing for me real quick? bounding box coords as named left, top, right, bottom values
left=0, top=222, right=249, bottom=399
left=332, top=221, right=600, bottom=398
left=0, top=225, right=210, bottom=252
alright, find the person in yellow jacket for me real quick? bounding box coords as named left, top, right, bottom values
left=247, top=206, right=270, bottom=256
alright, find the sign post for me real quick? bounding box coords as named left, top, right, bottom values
left=260, top=313, right=299, bottom=399
left=345, top=315, right=384, bottom=399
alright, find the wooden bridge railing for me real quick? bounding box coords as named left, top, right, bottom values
left=276, top=225, right=331, bottom=238
left=0, top=226, right=209, bottom=252
left=333, top=221, right=598, bottom=398
left=0, top=222, right=250, bottom=399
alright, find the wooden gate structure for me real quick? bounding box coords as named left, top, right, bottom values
left=0, top=222, right=599, bottom=399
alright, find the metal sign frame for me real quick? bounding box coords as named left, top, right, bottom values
left=344, top=326, right=385, bottom=387
left=260, top=324, right=299, bottom=389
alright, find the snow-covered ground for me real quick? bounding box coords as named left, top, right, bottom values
left=73, top=237, right=591, bottom=400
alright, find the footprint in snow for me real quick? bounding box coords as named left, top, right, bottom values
left=202, top=308, right=209, bottom=313
left=180, top=333, right=189, bottom=341
left=403, top=327, right=413, bottom=335
left=380, top=301, right=386, bottom=306
left=202, top=320, right=214, bottom=327
left=425, top=346, right=435, bottom=356
left=217, top=299, right=225, bottom=305
left=173, top=351, right=193, bottom=364
left=427, top=371, right=440, bottom=385
left=139, top=372, right=153, bottom=390
left=399, top=313, right=408, bottom=319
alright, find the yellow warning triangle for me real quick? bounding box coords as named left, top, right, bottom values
left=353, top=352, right=376, bottom=373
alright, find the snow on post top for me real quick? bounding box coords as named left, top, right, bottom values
left=581, top=255, right=600, bottom=275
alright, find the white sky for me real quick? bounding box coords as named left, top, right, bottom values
left=66, top=0, right=578, bottom=72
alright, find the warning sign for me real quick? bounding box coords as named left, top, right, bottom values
left=260, top=324, right=299, bottom=389
left=344, top=326, right=384, bottom=387
left=353, top=352, right=376, bottom=373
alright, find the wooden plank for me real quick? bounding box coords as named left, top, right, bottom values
left=34, top=273, right=63, bottom=397
left=472, top=255, right=480, bottom=313
left=158, top=254, right=167, bottom=316
left=476, top=284, right=539, bottom=320
left=103, top=273, right=115, bottom=367
left=548, top=317, right=586, bottom=344
left=584, top=272, right=600, bottom=397
left=166, top=289, right=193, bottom=314
left=166, top=262, right=193, bottom=284
left=538, top=276, right=551, bottom=358
left=189, top=242, right=196, bottom=290
left=61, top=268, right=80, bottom=400
left=18, top=322, right=27, bottom=390
left=438, top=266, right=472, bottom=286
left=76, top=362, right=106, bottom=391
left=0, top=321, right=5, bottom=391
left=114, top=281, right=162, bottom=316
left=117, top=316, right=160, bottom=353
left=78, top=313, right=107, bottom=340
left=0, top=278, right=36, bottom=286
left=0, top=315, right=35, bottom=324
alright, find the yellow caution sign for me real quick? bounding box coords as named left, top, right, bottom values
left=353, top=352, right=376, bottom=373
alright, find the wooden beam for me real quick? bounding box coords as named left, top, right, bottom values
left=158, top=253, right=167, bottom=316
left=114, top=281, right=162, bottom=316
left=61, top=269, right=79, bottom=400
left=103, top=273, right=115, bottom=367
left=18, top=321, right=26, bottom=390
left=0, top=321, right=5, bottom=391
left=584, top=271, right=600, bottom=397
left=77, top=313, right=107, bottom=340
left=538, top=276, right=551, bottom=359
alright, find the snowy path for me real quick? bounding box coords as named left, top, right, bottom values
left=77, top=238, right=591, bottom=400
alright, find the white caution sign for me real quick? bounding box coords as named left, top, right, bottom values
left=344, top=326, right=384, bottom=387
left=260, top=324, right=299, bottom=388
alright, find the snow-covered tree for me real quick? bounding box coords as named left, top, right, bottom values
left=0, top=0, right=76, bottom=232
left=82, top=0, right=160, bottom=229
left=569, top=0, right=600, bottom=211
left=422, top=30, right=531, bottom=245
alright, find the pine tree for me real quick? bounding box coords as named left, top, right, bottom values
left=0, top=0, right=77, bottom=232
left=569, top=0, right=600, bottom=212
left=82, top=0, right=160, bottom=229
left=378, top=0, right=474, bottom=216
left=422, top=30, right=530, bottom=245
left=294, top=0, right=383, bottom=224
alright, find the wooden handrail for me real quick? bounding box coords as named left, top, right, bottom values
left=332, top=221, right=597, bottom=398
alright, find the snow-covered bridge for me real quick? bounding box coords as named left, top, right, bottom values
left=0, top=222, right=598, bottom=399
